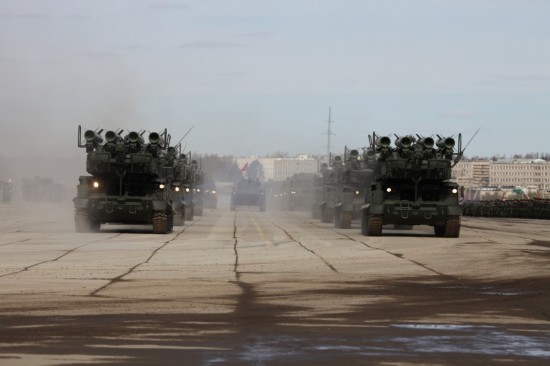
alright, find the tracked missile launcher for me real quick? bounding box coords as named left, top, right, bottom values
left=361, top=132, right=463, bottom=237
left=73, top=126, right=178, bottom=234
left=231, top=178, right=266, bottom=211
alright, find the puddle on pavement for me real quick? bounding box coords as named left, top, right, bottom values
left=233, top=324, right=550, bottom=361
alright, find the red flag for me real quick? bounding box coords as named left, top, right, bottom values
left=240, top=162, right=249, bottom=172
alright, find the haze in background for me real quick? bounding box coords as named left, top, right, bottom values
left=1, top=0, right=549, bottom=168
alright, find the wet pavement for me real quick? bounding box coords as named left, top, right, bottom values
left=0, top=201, right=549, bottom=365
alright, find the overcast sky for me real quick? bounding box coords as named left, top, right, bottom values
left=1, top=0, right=549, bottom=159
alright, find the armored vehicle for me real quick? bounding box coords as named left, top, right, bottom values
left=201, top=177, right=218, bottom=209
left=164, top=148, right=188, bottom=226
left=316, top=150, right=371, bottom=228
left=317, top=157, right=341, bottom=223
left=280, top=173, right=317, bottom=211
left=231, top=178, right=266, bottom=211
left=361, top=133, right=463, bottom=237
left=333, top=148, right=372, bottom=228
left=73, top=126, right=176, bottom=234
left=311, top=164, right=327, bottom=219
left=0, top=180, right=13, bottom=203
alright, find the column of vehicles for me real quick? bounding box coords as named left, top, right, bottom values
left=281, top=132, right=465, bottom=237
left=0, top=179, right=14, bottom=203
left=73, top=126, right=215, bottom=234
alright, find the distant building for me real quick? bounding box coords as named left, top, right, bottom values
left=453, top=159, right=550, bottom=191
left=237, top=155, right=320, bottom=181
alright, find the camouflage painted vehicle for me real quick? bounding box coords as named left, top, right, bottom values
left=231, top=178, right=266, bottom=211
left=73, top=126, right=176, bottom=234
left=0, top=180, right=13, bottom=203
left=362, top=133, right=463, bottom=237
left=280, top=173, right=317, bottom=211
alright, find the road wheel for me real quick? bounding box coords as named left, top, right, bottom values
left=434, top=225, right=445, bottom=237
left=444, top=215, right=461, bottom=238
left=366, top=214, right=383, bottom=236
left=340, top=211, right=352, bottom=229
left=152, top=210, right=169, bottom=234
left=74, top=208, right=100, bottom=233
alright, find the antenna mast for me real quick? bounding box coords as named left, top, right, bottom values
left=325, top=107, right=335, bottom=158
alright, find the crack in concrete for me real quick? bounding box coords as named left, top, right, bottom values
left=90, top=225, right=191, bottom=297
left=266, top=217, right=338, bottom=273
left=0, top=234, right=123, bottom=279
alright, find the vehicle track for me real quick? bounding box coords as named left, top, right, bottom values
left=0, top=233, right=123, bottom=279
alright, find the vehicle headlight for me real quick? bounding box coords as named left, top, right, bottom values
left=93, top=181, right=100, bottom=188
left=159, top=184, right=165, bottom=190
left=197, top=188, right=201, bottom=193
left=175, top=186, right=180, bottom=192
left=355, top=190, right=360, bottom=195
left=185, top=187, right=190, bottom=193
left=386, top=187, right=392, bottom=193
left=452, top=188, right=458, bottom=194
left=212, top=190, right=216, bottom=194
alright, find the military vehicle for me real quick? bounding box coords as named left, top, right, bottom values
left=164, top=147, right=188, bottom=226
left=22, top=177, right=66, bottom=202
left=191, top=161, right=204, bottom=216
left=231, top=178, right=266, bottom=211
left=73, top=126, right=177, bottom=234
left=311, top=164, right=327, bottom=219
left=361, top=132, right=463, bottom=237
left=280, top=173, right=317, bottom=211
left=0, top=180, right=13, bottom=203
left=316, top=150, right=371, bottom=228
left=201, top=177, right=218, bottom=209
left=333, top=148, right=372, bottom=228
left=317, top=156, right=341, bottom=223
left=175, top=158, right=202, bottom=221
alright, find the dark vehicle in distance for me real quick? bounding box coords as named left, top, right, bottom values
left=280, top=172, right=317, bottom=211
left=73, top=126, right=178, bottom=234
left=201, top=178, right=218, bottom=209
left=1, top=180, right=14, bottom=203
left=22, top=177, right=66, bottom=202
left=362, top=132, right=463, bottom=237
left=231, top=178, right=265, bottom=211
